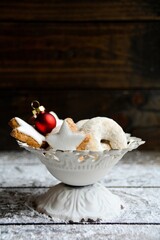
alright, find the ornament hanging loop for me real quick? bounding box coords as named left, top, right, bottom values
left=31, top=100, right=45, bottom=117
left=31, top=100, right=40, bottom=110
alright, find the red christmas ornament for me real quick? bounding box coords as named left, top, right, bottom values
left=31, top=101, right=56, bottom=135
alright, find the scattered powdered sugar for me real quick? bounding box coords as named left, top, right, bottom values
left=1, top=224, right=160, bottom=240
left=1, top=151, right=160, bottom=187
left=0, top=150, right=160, bottom=239
left=1, top=187, right=160, bottom=224
left=0, top=150, right=58, bottom=187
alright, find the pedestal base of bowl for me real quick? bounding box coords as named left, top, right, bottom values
left=35, top=182, right=124, bottom=222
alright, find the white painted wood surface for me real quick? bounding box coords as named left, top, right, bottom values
left=0, top=150, right=160, bottom=239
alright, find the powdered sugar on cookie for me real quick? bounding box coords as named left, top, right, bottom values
left=46, top=118, right=86, bottom=151
left=49, top=111, right=63, bottom=134
left=79, top=117, right=127, bottom=151
left=9, top=117, right=46, bottom=148
left=9, top=108, right=127, bottom=152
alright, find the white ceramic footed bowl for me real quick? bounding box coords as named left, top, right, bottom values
left=19, top=135, right=144, bottom=186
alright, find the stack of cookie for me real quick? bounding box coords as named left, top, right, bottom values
left=9, top=112, right=127, bottom=151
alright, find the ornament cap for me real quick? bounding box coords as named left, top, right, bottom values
left=31, top=100, right=45, bottom=117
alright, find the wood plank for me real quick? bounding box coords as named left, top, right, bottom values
left=0, top=151, right=58, bottom=188
left=133, top=128, right=160, bottom=150
left=0, top=22, right=160, bottom=89
left=0, top=187, right=160, bottom=224
left=0, top=1, right=160, bottom=21
left=1, top=224, right=160, bottom=240
left=0, top=151, right=160, bottom=188
left=1, top=151, right=159, bottom=238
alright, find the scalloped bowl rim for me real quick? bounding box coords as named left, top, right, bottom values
left=17, top=135, right=145, bottom=186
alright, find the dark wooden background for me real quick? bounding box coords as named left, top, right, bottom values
left=1, top=0, right=160, bottom=150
